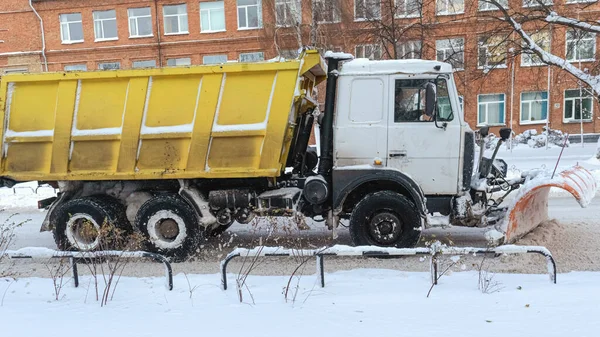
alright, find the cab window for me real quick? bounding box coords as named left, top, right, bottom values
left=393, top=78, right=454, bottom=123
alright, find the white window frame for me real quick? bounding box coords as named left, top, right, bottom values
left=355, top=44, right=382, bottom=60
left=64, top=64, right=87, bottom=71
left=59, top=13, right=84, bottom=44
left=522, top=0, right=553, bottom=7
left=563, top=88, right=594, bottom=122
left=395, top=0, right=421, bottom=18
left=3, top=68, right=28, bottom=74
left=313, top=0, right=342, bottom=23
left=355, top=0, right=382, bottom=21
left=436, top=38, right=464, bottom=70
left=275, top=0, right=301, bottom=27
left=396, top=40, right=422, bottom=59
left=478, top=0, right=508, bottom=11
left=98, top=62, right=121, bottom=70
left=167, top=57, right=192, bottom=67
left=132, top=60, right=157, bottom=68
left=203, top=55, right=228, bottom=64
left=566, top=0, right=596, bottom=3
left=478, top=36, right=507, bottom=70
left=239, top=52, right=265, bottom=62
left=436, top=0, right=465, bottom=15
left=201, top=1, right=226, bottom=33
left=477, top=93, right=506, bottom=126
left=93, top=10, right=118, bottom=42
left=520, top=91, right=548, bottom=125
left=237, top=0, right=263, bottom=30
left=128, top=7, right=153, bottom=38
left=163, top=4, right=189, bottom=35
left=566, top=29, right=596, bottom=62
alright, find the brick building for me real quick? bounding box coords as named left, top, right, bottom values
left=0, top=0, right=599, bottom=136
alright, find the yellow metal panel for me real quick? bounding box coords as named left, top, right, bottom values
left=207, top=136, right=264, bottom=170
left=217, top=72, right=275, bottom=126
left=259, top=69, right=299, bottom=170
left=145, top=75, right=202, bottom=127
left=186, top=74, right=222, bottom=171
left=137, top=138, right=191, bottom=172
left=50, top=80, right=78, bottom=175
left=117, top=77, right=149, bottom=173
left=6, top=142, right=53, bottom=173
left=8, top=81, right=58, bottom=132
left=76, top=78, right=129, bottom=130
left=69, top=140, right=120, bottom=172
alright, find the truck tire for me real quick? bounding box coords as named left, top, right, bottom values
left=349, top=191, right=421, bottom=248
left=134, top=194, right=201, bottom=260
left=52, top=196, right=130, bottom=251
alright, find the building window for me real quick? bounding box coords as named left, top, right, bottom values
left=436, top=0, right=464, bottom=15
left=478, top=93, right=505, bottom=125
left=355, top=0, right=381, bottom=20
left=564, top=89, right=593, bottom=122
left=201, top=1, right=226, bottom=32
left=436, top=38, right=464, bottom=70
left=98, top=62, right=121, bottom=70
left=313, top=0, right=341, bottom=23
left=237, top=0, right=263, bottom=29
left=521, top=31, right=551, bottom=66
left=64, top=64, right=87, bottom=71
left=93, top=10, right=118, bottom=41
left=59, top=13, right=84, bottom=44
left=396, top=0, right=421, bottom=17
left=276, top=0, right=301, bottom=27
left=566, top=0, right=596, bottom=3
left=396, top=40, right=422, bottom=59
left=132, top=60, right=157, bottom=68
left=478, top=0, right=507, bottom=10
left=520, top=91, right=548, bottom=124
left=566, top=29, right=596, bottom=62
left=128, top=7, right=153, bottom=38
left=355, top=44, right=382, bottom=60
left=167, top=57, right=192, bottom=66
left=203, top=55, right=228, bottom=64
left=163, top=4, right=189, bottom=35
left=239, top=52, right=265, bottom=62
left=478, top=35, right=507, bottom=69
left=523, top=0, right=552, bottom=6
left=4, top=68, right=28, bottom=74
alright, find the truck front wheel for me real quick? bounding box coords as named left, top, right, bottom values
left=349, top=191, right=422, bottom=248
left=135, top=194, right=201, bottom=260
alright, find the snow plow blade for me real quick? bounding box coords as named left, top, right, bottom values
left=499, top=165, right=597, bottom=244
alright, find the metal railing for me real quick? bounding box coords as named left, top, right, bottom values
left=3, top=248, right=173, bottom=290
left=220, top=244, right=556, bottom=290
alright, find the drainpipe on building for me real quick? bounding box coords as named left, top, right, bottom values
left=154, top=0, right=163, bottom=67
left=28, top=0, right=48, bottom=72
left=546, top=23, right=553, bottom=150
left=509, top=48, right=515, bottom=153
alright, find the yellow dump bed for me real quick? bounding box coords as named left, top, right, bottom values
left=0, top=50, right=326, bottom=182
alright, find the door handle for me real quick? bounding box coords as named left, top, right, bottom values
left=389, top=151, right=407, bottom=158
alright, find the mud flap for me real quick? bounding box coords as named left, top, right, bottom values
left=500, top=165, right=597, bottom=243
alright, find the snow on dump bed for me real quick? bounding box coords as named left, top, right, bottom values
left=323, top=51, right=354, bottom=60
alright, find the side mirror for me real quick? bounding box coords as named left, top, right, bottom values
left=425, top=82, right=437, bottom=117
left=479, top=126, right=489, bottom=137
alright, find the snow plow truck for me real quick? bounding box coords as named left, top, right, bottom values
left=0, top=49, right=596, bottom=259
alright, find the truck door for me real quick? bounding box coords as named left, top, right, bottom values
left=386, top=76, right=461, bottom=195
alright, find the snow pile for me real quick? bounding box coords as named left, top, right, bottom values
left=513, top=127, right=569, bottom=148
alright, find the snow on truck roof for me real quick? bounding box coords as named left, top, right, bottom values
left=338, top=58, right=453, bottom=76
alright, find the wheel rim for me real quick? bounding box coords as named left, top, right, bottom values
left=66, top=214, right=100, bottom=251
left=367, top=211, right=403, bottom=246
left=146, top=210, right=187, bottom=250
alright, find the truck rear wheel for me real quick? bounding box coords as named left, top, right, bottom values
left=135, top=194, right=201, bottom=259
left=52, top=196, right=129, bottom=251
left=349, top=191, right=422, bottom=248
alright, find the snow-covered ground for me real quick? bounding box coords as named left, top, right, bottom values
left=1, top=270, right=599, bottom=336
left=0, top=142, right=599, bottom=337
